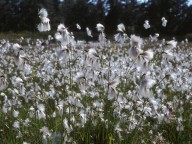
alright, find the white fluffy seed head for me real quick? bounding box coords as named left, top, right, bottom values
left=96, top=23, right=105, bottom=32
left=117, top=23, right=125, bottom=32
left=38, top=8, right=48, bottom=18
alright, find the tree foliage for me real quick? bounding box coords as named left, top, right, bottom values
left=0, top=0, right=191, bottom=36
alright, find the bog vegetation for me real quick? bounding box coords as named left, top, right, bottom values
left=0, top=7, right=192, bottom=144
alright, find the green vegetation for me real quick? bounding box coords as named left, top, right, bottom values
left=0, top=32, right=191, bottom=143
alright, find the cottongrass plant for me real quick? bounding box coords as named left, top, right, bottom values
left=0, top=22, right=191, bottom=144
left=37, top=8, right=51, bottom=32
left=96, top=23, right=106, bottom=46
left=143, top=20, right=151, bottom=29
left=114, top=23, right=129, bottom=46
left=162, top=17, right=168, bottom=27
left=86, top=27, right=93, bottom=38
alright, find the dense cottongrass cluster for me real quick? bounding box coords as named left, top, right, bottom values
left=0, top=9, right=192, bottom=144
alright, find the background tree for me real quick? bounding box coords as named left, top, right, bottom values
left=146, top=0, right=189, bottom=35
left=0, top=0, right=192, bottom=37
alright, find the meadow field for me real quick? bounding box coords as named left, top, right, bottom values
left=0, top=27, right=192, bottom=144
